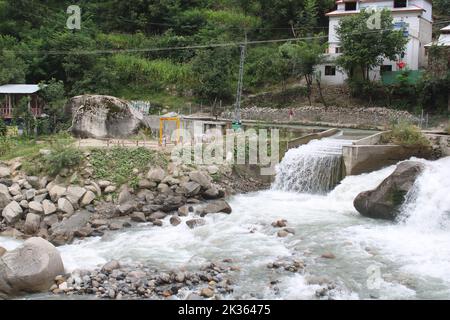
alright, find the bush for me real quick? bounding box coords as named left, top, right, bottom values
left=0, top=119, right=7, bottom=136
left=42, top=143, right=83, bottom=176
left=383, top=122, right=430, bottom=147
left=0, top=137, right=13, bottom=157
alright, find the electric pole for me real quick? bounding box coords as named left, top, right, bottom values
left=233, top=32, right=247, bottom=131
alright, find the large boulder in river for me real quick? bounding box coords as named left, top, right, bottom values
left=0, top=237, right=64, bottom=298
left=67, top=95, right=144, bottom=139
left=354, top=161, right=425, bottom=220
left=49, top=210, right=92, bottom=246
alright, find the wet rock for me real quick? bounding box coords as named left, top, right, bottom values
left=177, top=205, right=192, bottom=217
left=354, top=161, right=425, bottom=220
left=283, top=228, right=295, bottom=235
left=148, top=211, right=167, bottom=221
left=321, top=252, right=336, bottom=259
left=117, top=202, right=136, bottom=215
left=49, top=210, right=92, bottom=245
left=189, top=171, right=212, bottom=190
left=170, top=215, right=181, bottom=226
left=277, top=230, right=289, bottom=238
left=2, top=201, right=23, bottom=224
left=0, top=237, right=64, bottom=297
left=180, top=181, right=201, bottom=197
left=109, top=221, right=125, bottom=230
left=271, top=219, right=287, bottom=228
left=102, top=260, right=121, bottom=273
left=186, top=219, right=206, bottom=229
left=152, top=219, right=163, bottom=227
left=200, top=287, right=214, bottom=298
left=130, top=212, right=146, bottom=223
left=0, top=247, right=5, bottom=257
left=203, top=186, right=221, bottom=199
left=24, top=213, right=41, bottom=234
left=199, top=200, right=232, bottom=216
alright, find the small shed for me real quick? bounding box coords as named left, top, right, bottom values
left=0, top=84, right=45, bottom=119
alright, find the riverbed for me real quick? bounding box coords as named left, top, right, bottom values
left=3, top=157, right=449, bottom=300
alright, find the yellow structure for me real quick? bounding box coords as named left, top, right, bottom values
left=159, top=116, right=181, bottom=145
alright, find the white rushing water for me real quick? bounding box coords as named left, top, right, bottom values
left=2, top=149, right=450, bottom=299
left=273, top=137, right=353, bottom=193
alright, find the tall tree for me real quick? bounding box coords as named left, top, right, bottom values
left=336, top=9, right=408, bottom=81
left=280, top=39, right=326, bottom=105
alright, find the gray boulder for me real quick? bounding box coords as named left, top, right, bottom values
left=354, top=161, right=425, bottom=220
left=198, top=200, right=232, bottom=216
left=2, top=201, right=23, bottom=224
left=0, top=237, right=64, bottom=298
left=189, top=171, right=212, bottom=190
left=147, top=167, right=166, bottom=183
left=180, top=181, right=201, bottom=197
left=68, top=95, right=144, bottom=139
left=0, top=184, right=12, bottom=211
left=0, top=166, right=11, bottom=179
left=49, top=210, right=92, bottom=245
left=24, top=213, right=41, bottom=234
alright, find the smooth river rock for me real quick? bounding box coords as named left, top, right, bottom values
left=354, top=161, right=425, bottom=220
left=0, top=237, right=64, bottom=298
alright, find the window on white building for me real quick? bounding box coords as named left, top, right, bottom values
left=325, top=66, right=336, bottom=76
left=394, top=0, right=407, bottom=8
left=345, top=2, right=357, bottom=11
left=380, top=65, right=393, bottom=74
left=335, top=47, right=342, bottom=54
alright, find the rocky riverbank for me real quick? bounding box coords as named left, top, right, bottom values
left=1, top=150, right=267, bottom=247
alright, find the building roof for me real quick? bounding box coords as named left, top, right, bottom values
left=0, top=84, right=41, bottom=94
left=425, top=25, right=450, bottom=47
left=326, top=6, right=424, bottom=16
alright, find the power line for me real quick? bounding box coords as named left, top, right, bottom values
left=5, top=27, right=405, bottom=56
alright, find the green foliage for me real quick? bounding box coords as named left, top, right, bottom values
left=0, top=118, right=7, bottom=136
left=279, top=39, right=326, bottom=104
left=90, top=147, right=168, bottom=188
left=0, top=35, right=27, bottom=84
left=383, top=122, right=430, bottom=147
left=336, top=9, right=408, bottom=81
left=192, top=47, right=235, bottom=101
left=41, top=143, right=83, bottom=176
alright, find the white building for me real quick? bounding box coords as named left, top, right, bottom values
left=319, top=0, right=433, bottom=85
left=425, top=24, right=450, bottom=48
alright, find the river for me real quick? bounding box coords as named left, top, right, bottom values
left=1, top=140, right=450, bottom=300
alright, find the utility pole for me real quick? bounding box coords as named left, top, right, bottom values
left=233, top=32, right=247, bottom=131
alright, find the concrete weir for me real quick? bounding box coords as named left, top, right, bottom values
left=342, top=131, right=432, bottom=176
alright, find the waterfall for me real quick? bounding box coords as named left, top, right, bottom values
left=273, top=137, right=353, bottom=193
left=398, top=157, right=450, bottom=232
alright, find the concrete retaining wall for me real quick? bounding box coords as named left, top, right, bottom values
left=342, top=144, right=432, bottom=176
left=287, top=128, right=340, bottom=150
